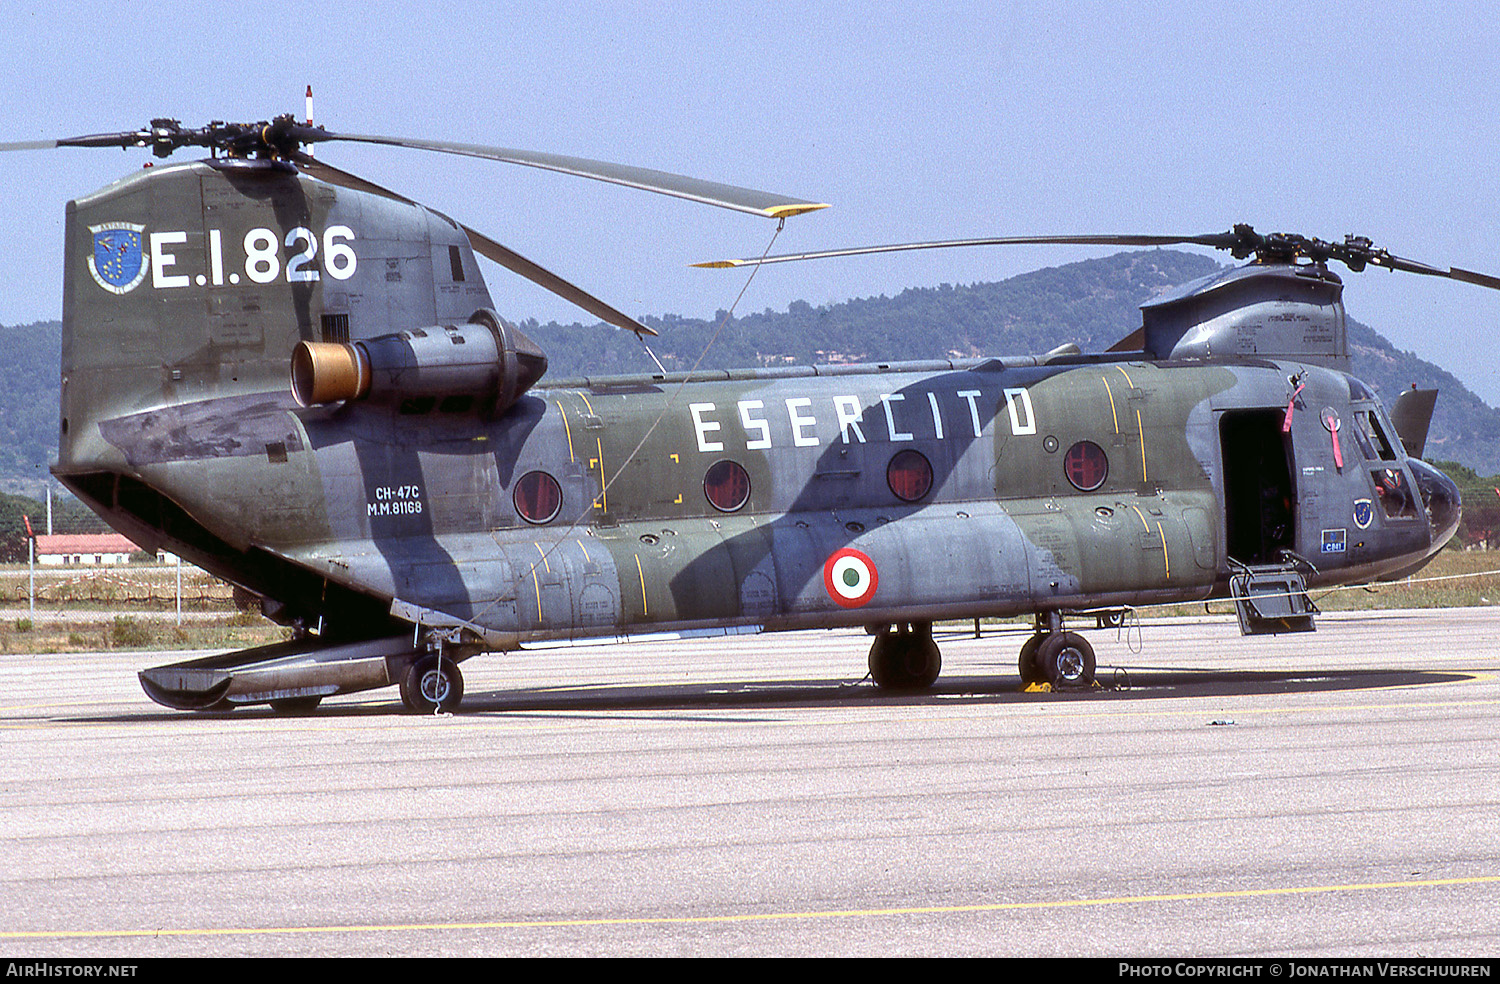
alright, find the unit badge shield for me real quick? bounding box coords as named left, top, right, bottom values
left=88, top=222, right=148, bottom=294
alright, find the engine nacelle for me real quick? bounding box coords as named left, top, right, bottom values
left=1140, top=263, right=1348, bottom=370
left=291, top=309, right=547, bottom=414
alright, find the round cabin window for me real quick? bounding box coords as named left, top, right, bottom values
left=1063, top=441, right=1109, bottom=492
left=703, top=459, right=751, bottom=512
left=886, top=449, right=934, bottom=502
left=514, top=470, right=562, bottom=524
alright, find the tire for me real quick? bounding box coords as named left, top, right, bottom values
left=400, top=655, right=465, bottom=712
left=1036, top=632, right=1095, bottom=689
left=1018, top=633, right=1044, bottom=684
left=868, top=627, right=941, bottom=691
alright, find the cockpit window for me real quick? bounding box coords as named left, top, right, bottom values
left=1355, top=411, right=1397, bottom=462
left=1372, top=467, right=1418, bottom=519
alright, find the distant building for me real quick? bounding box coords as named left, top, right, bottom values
left=33, top=533, right=156, bottom=566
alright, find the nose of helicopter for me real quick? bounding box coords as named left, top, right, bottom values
left=1408, top=458, right=1462, bottom=550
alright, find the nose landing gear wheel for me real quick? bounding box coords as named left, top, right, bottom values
left=1018, top=633, right=1045, bottom=685
left=400, top=654, right=465, bottom=712
left=868, top=622, right=941, bottom=690
left=1035, top=631, right=1095, bottom=689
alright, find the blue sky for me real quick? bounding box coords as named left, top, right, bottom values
left=4, top=1, right=1498, bottom=401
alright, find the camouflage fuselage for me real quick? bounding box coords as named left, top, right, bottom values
left=53, top=158, right=1451, bottom=648
left=80, top=355, right=1440, bottom=647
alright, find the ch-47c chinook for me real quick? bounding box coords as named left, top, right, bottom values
left=3, top=115, right=1483, bottom=713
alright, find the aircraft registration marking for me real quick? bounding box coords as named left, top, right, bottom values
left=97, top=224, right=361, bottom=293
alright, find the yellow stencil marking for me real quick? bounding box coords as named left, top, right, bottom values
left=595, top=438, right=608, bottom=512
left=1155, top=521, right=1171, bottom=579
left=1136, top=408, right=1148, bottom=482
left=634, top=554, right=648, bottom=616
left=558, top=402, right=576, bottom=463
left=1101, top=376, right=1120, bottom=434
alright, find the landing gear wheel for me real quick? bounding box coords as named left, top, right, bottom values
left=269, top=696, right=322, bottom=714
left=1018, top=633, right=1045, bottom=685
left=400, top=655, right=464, bottom=712
left=868, top=623, right=941, bottom=691
left=1035, top=632, right=1095, bottom=690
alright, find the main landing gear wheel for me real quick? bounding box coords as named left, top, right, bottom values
left=1034, top=631, right=1096, bottom=690
left=400, top=654, right=464, bottom=712
left=868, top=622, right=941, bottom=691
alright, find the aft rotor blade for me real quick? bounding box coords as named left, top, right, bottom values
left=2, top=119, right=829, bottom=219
left=295, top=154, right=656, bottom=336
left=460, top=225, right=657, bottom=336
left=0, top=138, right=65, bottom=151
left=0, top=131, right=149, bottom=152
left=313, top=131, right=829, bottom=220
left=694, top=233, right=1240, bottom=267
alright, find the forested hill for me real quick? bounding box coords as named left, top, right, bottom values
left=6, top=249, right=1500, bottom=486
left=538, top=249, right=1226, bottom=375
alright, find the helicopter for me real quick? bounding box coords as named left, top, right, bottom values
left=1, top=114, right=1475, bottom=713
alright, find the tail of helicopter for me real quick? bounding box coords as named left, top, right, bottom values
left=21, top=114, right=826, bottom=711
left=53, top=155, right=518, bottom=627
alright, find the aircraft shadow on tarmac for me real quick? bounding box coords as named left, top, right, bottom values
left=105, top=663, right=1467, bottom=721
left=446, top=665, right=1475, bottom=716
left=69, top=661, right=1479, bottom=723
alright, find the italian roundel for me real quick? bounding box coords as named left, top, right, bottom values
left=823, top=547, right=879, bottom=608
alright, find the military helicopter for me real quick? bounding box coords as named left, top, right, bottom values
left=2, top=114, right=1478, bottom=713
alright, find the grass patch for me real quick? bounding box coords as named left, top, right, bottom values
left=0, top=614, right=290, bottom=654
left=1311, top=549, right=1500, bottom=611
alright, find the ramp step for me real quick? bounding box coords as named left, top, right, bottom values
left=1229, top=564, right=1318, bottom=636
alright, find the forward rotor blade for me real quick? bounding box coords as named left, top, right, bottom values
left=1373, top=254, right=1500, bottom=292
left=1448, top=267, right=1500, bottom=291
left=695, top=229, right=1500, bottom=294
left=314, top=131, right=829, bottom=219
left=294, top=154, right=656, bottom=336
left=694, top=233, right=1238, bottom=268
